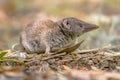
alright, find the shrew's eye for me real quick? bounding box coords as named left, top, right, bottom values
left=64, top=19, right=69, bottom=25
left=66, top=21, right=69, bottom=25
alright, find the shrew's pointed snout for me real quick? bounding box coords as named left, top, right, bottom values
left=82, top=23, right=99, bottom=33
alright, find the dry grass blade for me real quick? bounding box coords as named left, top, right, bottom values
left=74, top=45, right=120, bottom=54
left=54, top=40, right=84, bottom=54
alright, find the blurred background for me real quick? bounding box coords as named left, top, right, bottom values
left=0, top=0, right=120, bottom=51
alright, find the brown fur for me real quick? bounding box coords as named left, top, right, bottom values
left=20, top=17, right=98, bottom=54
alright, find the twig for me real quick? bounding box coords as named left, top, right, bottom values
left=41, top=52, right=66, bottom=61
left=74, top=45, right=120, bottom=54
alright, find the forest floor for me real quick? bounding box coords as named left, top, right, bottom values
left=0, top=45, right=120, bottom=80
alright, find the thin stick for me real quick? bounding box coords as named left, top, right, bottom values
left=74, top=45, right=120, bottom=54
left=41, top=52, right=66, bottom=61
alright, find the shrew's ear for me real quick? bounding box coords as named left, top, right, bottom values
left=62, top=19, right=71, bottom=30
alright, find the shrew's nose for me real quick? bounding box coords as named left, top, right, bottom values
left=82, top=23, right=99, bottom=33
